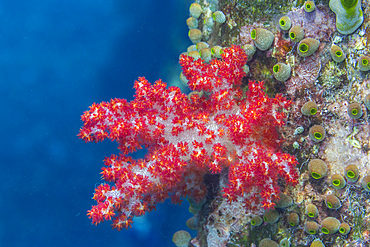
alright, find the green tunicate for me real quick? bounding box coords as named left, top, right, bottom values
left=321, top=217, right=340, bottom=234
left=297, top=38, right=320, bottom=57
left=273, top=63, right=291, bottom=82
left=301, top=101, right=318, bottom=116
left=331, top=174, right=346, bottom=189
left=186, top=17, right=198, bottom=29
left=305, top=221, right=320, bottom=234
left=200, top=48, right=212, bottom=63
left=344, top=164, right=360, bottom=182
left=361, top=175, right=370, bottom=192
left=250, top=215, right=263, bottom=226
left=204, top=17, right=214, bottom=28
left=325, top=194, right=341, bottom=209
left=211, top=46, right=223, bottom=58
left=172, top=230, right=191, bottom=247
left=308, top=125, right=325, bottom=142
left=358, top=56, right=370, bottom=71
left=274, top=192, right=293, bottom=208
left=251, top=28, right=274, bottom=51
left=310, top=238, right=324, bottom=247
left=289, top=25, right=304, bottom=43
left=196, top=42, right=209, bottom=51
left=304, top=1, right=316, bottom=12
left=308, top=159, right=327, bottom=179
left=329, top=0, right=363, bottom=34
left=330, top=45, right=345, bottom=63
left=259, top=238, right=279, bottom=247
left=188, top=50, right=201, bottom=60
left=242, top=44, right=256, bottom=62
left=364, top=94, right=370, bottom=110
left=213, top=11, right=226, bottom=24
left=279, top=16, right=291, bottom=31
left=339, top=222, right=351, bottom=235
left=189, top=3, right=203, bottom=19
left=188, top=29, right=202, bottom=44
left=306, top=203, right=318, bottom=218
left=187, top=45, right=197, bottom=53
left=347, top=103, right=363, bottom=119
left=186, top=216, right=198, bottom=230
left=263, top=209, right=280, bottom=223
left=287, top=212, right=299, bottom=226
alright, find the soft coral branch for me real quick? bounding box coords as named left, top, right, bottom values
left=79, top=45, right=298, bottom=230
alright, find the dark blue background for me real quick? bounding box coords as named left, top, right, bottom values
left=0, top=0, right=196, bottom=246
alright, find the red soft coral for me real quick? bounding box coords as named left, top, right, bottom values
left=78, top=45, right=298, bottom=230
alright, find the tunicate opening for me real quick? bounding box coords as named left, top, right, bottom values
left=322, top=228, right=330, bottom=234
left=299, top=43, right=308, bottom=53
left=347, top=170, right=356, bottom=178
left=251, top=29, right=256, bottom=40
left=333, top=179, right=341, bottom=186
left=314, top=132, right=322, bottom=139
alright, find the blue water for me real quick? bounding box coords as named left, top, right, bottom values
left=0, top=0, right=195, bottom=246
